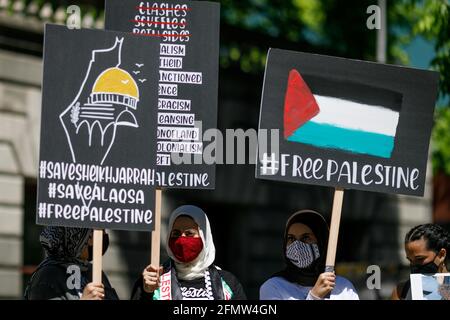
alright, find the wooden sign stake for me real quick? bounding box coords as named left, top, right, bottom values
left=325, top=187, right=345, bottom=273
left=151, top=188, right=162, bottom=267
left=92, top=229, right=103, bottom=283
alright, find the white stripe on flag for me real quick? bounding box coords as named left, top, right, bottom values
left=312, top=95, right=399, bottom=136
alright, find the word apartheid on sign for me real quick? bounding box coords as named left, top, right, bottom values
left=105, top=0, right=220, bottom=189
left=37, top=25, right=159, bottom=231
left=256, top=48, right=439, bottom=196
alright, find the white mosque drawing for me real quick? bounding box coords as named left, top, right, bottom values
left=59, top=37, right=146, bottom=165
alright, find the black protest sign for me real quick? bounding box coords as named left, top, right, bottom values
left=256, top=48, right=439, bottom=196
left=37, top=24, right=159, bottom=231
left=104, top=0, right=220, bottom=190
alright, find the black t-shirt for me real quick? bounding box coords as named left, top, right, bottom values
left=178, top=277, right=213, bottom=300
left=131, top=268, right=247, bottom=300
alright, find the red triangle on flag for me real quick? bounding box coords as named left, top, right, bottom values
left=283, top=69, right=320, bottom=138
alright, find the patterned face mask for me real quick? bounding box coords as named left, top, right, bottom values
left=286, top=240, right=320, bottom=269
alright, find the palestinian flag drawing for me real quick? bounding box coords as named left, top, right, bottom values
left=283, top=69, right=402, bottom=159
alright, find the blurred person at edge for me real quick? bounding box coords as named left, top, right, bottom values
left=24, top=227, right=118, bottom=300
left=260, top=210, right=359, bottom=300
left=392, top=223, right=450, bottom=300
left=131, top=205, right=246, bottom=300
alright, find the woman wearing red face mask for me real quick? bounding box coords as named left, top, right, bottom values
left=392, top=223, right=450, bottom=300
left=131, top=205, right=246, bottom=300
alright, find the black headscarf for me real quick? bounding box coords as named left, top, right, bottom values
left=23, top=227, right=93, bottom=299
left=38, top=226, right=93, bottom=271
left=272, top=210, right=329, bottom=287
left=24, top=227, right=115, bottom=300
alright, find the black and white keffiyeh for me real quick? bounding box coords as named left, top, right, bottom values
left=286, top=240, right=320, bottom=269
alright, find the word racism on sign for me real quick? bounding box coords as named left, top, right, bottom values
left=105, top=0, right=220, bottom=189
left=257, top=49, right=439, bottom=196
left=38, top=25, right=159, bottom=231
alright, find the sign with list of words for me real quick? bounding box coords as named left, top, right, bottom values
left=105, top=0, right=220, bottom=189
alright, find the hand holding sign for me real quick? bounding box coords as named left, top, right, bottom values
left=80, top=282, right=105, bottom=300
left=310, top=272, right=336, bottom=299
left=142, top=264, right=163, bottom=293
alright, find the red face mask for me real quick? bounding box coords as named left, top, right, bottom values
left=169, top=236, right=203, bottom=263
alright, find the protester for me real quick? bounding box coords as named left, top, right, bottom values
left=131, top=205, right=246, bottom=300
left=260, top=210, right=359, bottom=300
left=392, top=223, right=450, bottom=300
left=24, top=227, right=118, bottom=300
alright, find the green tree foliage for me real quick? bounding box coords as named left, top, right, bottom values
left=433, top=108, right=450, bottom=174
left=391, top=0, right=449, bottom=174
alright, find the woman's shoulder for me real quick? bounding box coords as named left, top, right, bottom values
left=26, top=264, right=72, bottom=300
left=335, top=275, right=356, bottom=287
left=262, top=275, right=354, bottom=288
left=261, top=276, right=290, bottom=288
left=396, top=280, right=408, bottom=292
left=215, top=267, right=247, bottom=300
left=216, top=268, right=234, bottom=277
left=216, top=268, right=242, bottom=286
left=333, top=275, right=359, bottom=299
left=260, top=276, right=297, bottom=294
left=392, top=280, right=409, bottom=300
left=32, top=264, right=67, bottom=282
left=259, top=276, right=302, bottom=300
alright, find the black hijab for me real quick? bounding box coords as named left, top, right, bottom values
left=23, top=227, right=92, bottom=299
left=24, top=227, right=115, bottom=300
left=272, top=210, right=329, bottom=287
left=38, top=226, right=92, bottom=270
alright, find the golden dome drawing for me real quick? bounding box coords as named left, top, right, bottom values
left=89, top=67, right=140, bottom=109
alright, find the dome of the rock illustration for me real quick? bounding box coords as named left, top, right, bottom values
left=90, top=67, right=140, bottom=109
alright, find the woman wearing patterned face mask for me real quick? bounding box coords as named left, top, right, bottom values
left=260, top=210, right=359, bottom=300
left=392, top=224, right=449, bottom=300
left=131, top=205, right=246, bottom=300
